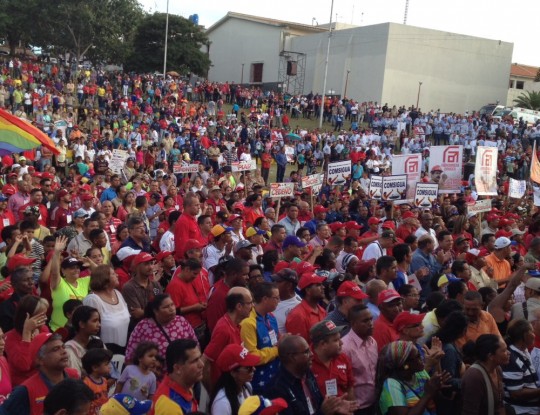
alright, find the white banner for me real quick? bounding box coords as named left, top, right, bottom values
left=467, top=199, right=492, bottom=214
left=301, top=174, right=323, bottom=189
left=327, top=160, right=352, bottom=186
left=414, top=183, right=439, bottom=208
left=382, top=175, right=408, bottom=201
left=173, top=163, right=199, bottom=174
left=534, top=184, right=540, bottom=207
left=508, top=178, right=526, bottom=199
left=312, top=184, right=322, bottom=195
left=475, top=147, right=498, bottom=196
left=109, top=149, right=129, bottom=174
left=231, top=160, right=257, bottom=172
left=429, top=145, right=463, bottom=193
left=284, top=145, right=295, bottom=163
left=369, top=176, right=383, bottom=200
left=270, top=182, right=295, bottom=198
left=392, top=154, right=422, bottom=200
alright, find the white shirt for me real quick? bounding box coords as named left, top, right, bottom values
left=160, top=230, right=175, bottom=252
left=362, top=241, right=386, bottom=261
left=83, top=292, right=130, bottom=347
left=203, top=243, right=225, bottom=285
left=274, top=295, right=302, bottom=335
left=414, top=227, right=438, bottom=249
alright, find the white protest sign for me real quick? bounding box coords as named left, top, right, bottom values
left=173, top=163, right=199, bottom=174
left=284, top=146, right=295, bottom=163
left=508, top=178, right=526, bottom=199
left=270, top=182, right=295, bottom=198
left=231, top=160, right=257, bottom=172
left=414, top=183, right=439, bottom=208
left=109, top=149, right=129, bottom=174
left=369, top=176, right=383, bottom=200
left=312, top=184, right=322, bottom=195
left=382, top=175, right=408, bottom=201
left=301, top=174, right=323, bottom=189
left=327, top=160, right=352, bottom=186
left=475, top=147, right=498, bottom=196
left=467, top=199, right=492, bottom=215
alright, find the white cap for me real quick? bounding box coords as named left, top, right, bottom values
left=494, top=237, right=511, bottom=250
left=116, top=246, right=141, bottom=261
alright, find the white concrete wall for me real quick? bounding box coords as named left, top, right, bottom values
left=382, top=24, right=513, bottom=113
left=207, top=18, right=283, bottom=84
left=507, top=77, right=540, bottom=107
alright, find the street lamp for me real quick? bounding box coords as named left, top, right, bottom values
left=416, top=81, right=423, bottom=109
left=319, top=0, right=335, bottom=129
left=163, top=0, right=169, bottom=77
left=343, top=69, right=350, bottom=98
left=241, top=63, right=245, bottom=85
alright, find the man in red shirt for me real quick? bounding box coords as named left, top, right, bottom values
left=373, top=289, right=403, bottom=353
left=18, top=188, right=48, bottom=227
left=202, top=286, right=253, bottom=390
left=396, top=211, right=418, bottom=241
left=310, top=320, right=354, bottom=400
left=49, top=189, right=73, bottom=232
left=285, top=273, right=327, bottom=342
left=206, top=258, right=250, bottom=331
left=174, top=192, right=205, bottom=261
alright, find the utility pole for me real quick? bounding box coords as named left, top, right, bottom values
left=319, top=0, right=335, bottom=129
left=343, top=70, right=350, bottom=98
left=416, top=81, right=423, bottom=109
left=163, top=0, right=169, bottom=76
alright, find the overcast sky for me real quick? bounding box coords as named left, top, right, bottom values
left=140, top=0, right=540, bottom=67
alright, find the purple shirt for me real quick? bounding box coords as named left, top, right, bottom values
left=7, top=192, right=29, bottom=222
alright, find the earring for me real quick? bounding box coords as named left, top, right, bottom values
left=403, top=364, right=409, bottom=370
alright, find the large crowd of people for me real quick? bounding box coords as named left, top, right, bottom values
left=0, top=57, right=540, bottom=415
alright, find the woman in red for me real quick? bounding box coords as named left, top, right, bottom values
left=243, top=194, right=264, bottom=228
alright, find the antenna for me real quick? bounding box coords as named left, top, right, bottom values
left=351, top=4, right=354, bottom=24
left=404, top=0, right=409, bottom=24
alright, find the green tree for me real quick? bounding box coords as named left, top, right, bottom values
left=126, top=13, right=211, bottom=76
left=33, top=0, right=144, bottom=64
left=0, top=0, right=41, bottom=55
left=513, top=91, right=540, bottom=110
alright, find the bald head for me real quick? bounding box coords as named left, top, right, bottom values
left=278, top=335, right=307, bottom=361
left=228, top=286, right=251, bottom=298
left=366, top=279, right=387, bottom=300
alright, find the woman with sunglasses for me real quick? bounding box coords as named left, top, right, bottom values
left=210, top=344, right=260, bottom=415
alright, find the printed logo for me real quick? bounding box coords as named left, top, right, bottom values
left=443, top=146, right=460, bottom=163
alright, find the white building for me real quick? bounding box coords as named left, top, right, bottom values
left=507, top=63, right=540, bottom=107
left=206, top=12, right=513, bottom=113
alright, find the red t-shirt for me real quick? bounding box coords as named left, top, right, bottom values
left=174, top=213, right=205, bottom=261
left=311, top=351, right=354, bottom=398
left=285, top=300, right=327, bottom=342
left=206, top=280, right=230, bottom=332
left=373, top=314, right=399, bottom=353
left=166, top=276, right=206, bottom=329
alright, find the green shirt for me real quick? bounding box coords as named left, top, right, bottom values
left=50, top=276, right=90, bottom=330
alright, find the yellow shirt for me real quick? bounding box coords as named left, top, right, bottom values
left=51, top=276, right=90, bottom=330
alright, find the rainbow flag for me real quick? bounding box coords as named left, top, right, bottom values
left=0, top=108, right=59, bottom=156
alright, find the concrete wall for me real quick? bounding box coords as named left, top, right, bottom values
left=507, top=77, right=540, bottom=107
left=207, top=18, right=283, bottom=84
left=382, top=24, right=513, bottom=113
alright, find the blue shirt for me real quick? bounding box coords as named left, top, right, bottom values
left=410, top=249, right=443, bottom=301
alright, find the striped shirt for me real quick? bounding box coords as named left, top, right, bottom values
left=502, top=345, right=540, bottom=414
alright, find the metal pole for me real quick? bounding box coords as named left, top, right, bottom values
left=416, top=81, right=422, bottom=109
left=318, top=0, right=335, bottom=129
left=343, top=69, right=350, bottom=98
left=163, top=0, right=169, bottom=76
left=241, top=63, right=244, bottom=85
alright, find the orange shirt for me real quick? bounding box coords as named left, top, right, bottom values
left=456, top=310, right=501, bottom=348
left=484, top=253, right=511, bottom=282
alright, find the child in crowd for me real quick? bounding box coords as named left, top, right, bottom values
left=54, top=299, right=82, bottom=341
left=115, top=341, right=158, bottom=401
left=82, top=348, right=113, bottom=415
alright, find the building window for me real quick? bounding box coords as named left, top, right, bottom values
left=516, top=81, right=525, bottom=90
left=251, top=63, right=263, bottom=83
left=509, top=80, right=515, bottom=88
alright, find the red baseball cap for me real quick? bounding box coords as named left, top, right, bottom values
left=290, top=261, right=318, bottom=276
left=184, top=239, right=204, bottom=252
left=486, top=213, right=500, bottom=222
left=355, top=258, right=376, bottom=276
left=336, top=281, right=368, bottom=300
left=57, top=189, right=70, bottom=199
left=30, top=332, right=54, bottom=361
left=274, top=261, right=291, bottom=274
left=382, top=221, right=396, bottom=230
left=7, top=254, right=36, bottom=272
left=345, top=220, right=363, bottom=230
left=80, top=184, right=92, bottom=192
left=329, top=222, right=345, bottom=233
left=216, top=344, right=261, bottom=372
left=2, top=188, right=14, bottom=196
left=368, top=217, right=381, bottom=226
left=132, top=252, right=154, bottom=268
left=155, top=251, right=173, bottom=262
left=227, top=214, right=242, bottom=224
left=393, top=312, right=425, bottom=332
left=495, top=229, right=512, bottom=238
left=377, top=289, right=402, bottom=305
left=298, top=273, right=326, bottom=290
left=232, top=202, right=245, bottom=211
left=42, top=172, right=55, bottom=180
left=498, top=218, right=515, bottom=228
left=402, top=211, right=416, bottom=220
left=314, top=206, right=328, bottom=215
left=80, top=194, right=93, bottom=201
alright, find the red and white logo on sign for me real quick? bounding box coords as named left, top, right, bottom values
left=405, top=156, right=419, bottom=174
left=443, top=146, right=460, bottom=163
left=482, top=150, right=493, bottom=167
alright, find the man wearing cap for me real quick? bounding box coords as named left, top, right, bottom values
left=234, top=240, right=256, bottom=263
left=121, top=252, right=163, bottom=329
left=7, top=180, right=30, bottom=222
left=202, top=224, right=233, bottom=285
left=272, top=269, right=302, bottom=334
left=207, top=185, right=228, bottom=216
left=310, top=320, right=354, bottom=400
left=49, top=188, right=74, bottom=232
left=373, top=289, right=403, bottom=353
left=203, top=287, right=253, bottom=389
left=304, top=206, right=328, bottom=236
left=0, top=333, right=79, bottom=415
left=510, top=228, right=527, bottom=256
left=2, top=173, right=18, bottom=196
left=278, top=204, right=301, bottom=237
left=246, top=227, right=266, bottom=262
left=240, top=282, right=281, bottom=393
left=396, top=211, right=419, bottom=241
left=324, top=281, right=367, bottom=336
left=362, top=230, right=396, bottom=262
left=481, top=213, right=500, bottom=236
left=0, top=193, right=15, bottom=235
left=466, top=248, right=495, bottom=289
left=394, top=311, right=426, bottom=345
left=341, top=304, right=378, bottom=414
left=281, top=235, right=305, bottom=262
left=285, top=273, right=327, bottom=342
left=175, top=193, right=205, bottom=261
left=484, top=237, right=512, bottom=285
left=511, top=277, right=540, bottom=321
